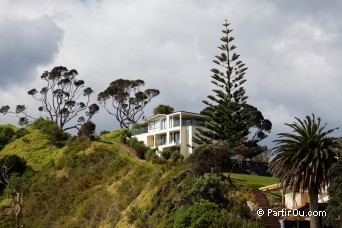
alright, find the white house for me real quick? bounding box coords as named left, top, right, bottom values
left=132, top=111, right=204, bottom=157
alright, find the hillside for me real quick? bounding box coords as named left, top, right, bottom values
left=0, top=124, right=270, bottom=227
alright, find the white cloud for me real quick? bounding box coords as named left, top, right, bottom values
left=1, top=0, right=341, bottom=146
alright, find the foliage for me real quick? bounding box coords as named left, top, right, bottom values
left=1, top=66, right=99, bottom=131
left=126, top=137, right=148, bottom=159
left=98, top=79, right=159, bottom=128
left=32, top=118, right=70, bottom=147
left=77, top=120, right=96, bottom=139
left=145, top=149, right=164, bottom=164
left=193, top=21, right=271, bottom=159
left=325, top=159, right=342, bottom=226
left=211, top=208, right=262, bottom=228
left=170, top=150, right=184, bottom=164
left=0, top=155, right=33, bottom=227
left=127, top=206, right=143, bottom=224
left=187, top=141, right=231, bottom=175
left=269, top=114, right=338, bottom=228
left=0, top=126, right=15, bottom=150
left=118, top=128, right=131, bottom=143
left=161, top=150, right=171, bottom=160
left=188, top=173, right=227, bottom=204
left=12, top=128, right=29, bottom=140
left=153, top=104, right=174, bottom=115
left=172, top=201, right=221, bottom=228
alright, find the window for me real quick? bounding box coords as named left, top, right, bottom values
left=174, top=132, right=180, bottom=143
left=149, top=121, right=155, bottom=130
left=161, top=118, right=166, bottom=130
left=161, top=135, right=166, bottom=145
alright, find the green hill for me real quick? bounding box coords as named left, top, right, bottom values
left=0, top=123, right=269, bottom=227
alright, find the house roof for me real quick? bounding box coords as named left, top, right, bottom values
left=143, top=111, right=203, bottom=123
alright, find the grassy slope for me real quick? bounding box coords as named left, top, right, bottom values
left=1, top=128, right=184, bottom=227
left=0, top=125, right=62, bottom=171
left=1, top=127, right=275, bottom=227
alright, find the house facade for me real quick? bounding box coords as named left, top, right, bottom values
left=132, top=111, right=204, bottom=157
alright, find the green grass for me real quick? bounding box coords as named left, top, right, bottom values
left=0, top=125, right=61, bottom=171
left=227, top=173, right=279, bottom=189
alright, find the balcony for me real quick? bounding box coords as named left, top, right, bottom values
left=131, top=127, right=148, bottom=136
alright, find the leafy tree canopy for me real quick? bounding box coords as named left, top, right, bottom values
left=98, top=78, right=159, bottom=128
left=0, top=66, right=99, bottom=131
left=153, top=104, right=174, bottom=115
left=0, top=126, right=15, bottom=150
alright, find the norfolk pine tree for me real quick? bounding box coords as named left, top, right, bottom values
left=193, top=20, right=271, bottom=158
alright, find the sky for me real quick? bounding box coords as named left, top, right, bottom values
left=0, top=0, right=342, bottom=148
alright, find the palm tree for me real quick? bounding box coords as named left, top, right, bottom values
left=269, top=114, right=338, bottom=228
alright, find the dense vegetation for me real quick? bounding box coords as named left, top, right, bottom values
left=0, top=121, right=266, bottom=227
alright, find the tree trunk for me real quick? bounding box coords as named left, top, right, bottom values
left=309, top=188, right=320, bottom=228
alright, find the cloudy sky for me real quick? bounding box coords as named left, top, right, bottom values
left=1, top=0, right=341, bottom=147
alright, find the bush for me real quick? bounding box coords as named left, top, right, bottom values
left=118, top=128, right=131, bottom=143
left=188, top=173, right=227, bottom=204
left=170, top=150, right=184, bottom=164
left=77, top=121, right=96, bottom=139
left=13, top=128, right=29, bottom=140
left=161, top=150, right=171, bottom=160
left=187, top=141, right=230, bottom=175
left=172, top=201, right=221, bottom=228
left=0, top=126, right=15, bottom=150
left=145, top=149, right=157, bottom=161
left=126, top=137, right=148, bottom=159
left=32, top=118, right=70, bottom=147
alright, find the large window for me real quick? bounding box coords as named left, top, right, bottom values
left=174, top=132, right=180, bottom=143
left=161, top=134, right=166, bottom=145
left=161, top=118, right=166, bottom=130
left=149, top=120, right=160, bottom=130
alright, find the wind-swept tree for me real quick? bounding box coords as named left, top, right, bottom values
left=269, top=115, right=338, bottom=228
left=193, top=20, right=271, bottom=158
left=0, top=66, right=99, bottom=131
left=98, top=79, right=159, bottom=128
left=0, top=155, right=32, bottom=228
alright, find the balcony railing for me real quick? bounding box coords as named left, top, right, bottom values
left=131, top=127, right=148, bottom=136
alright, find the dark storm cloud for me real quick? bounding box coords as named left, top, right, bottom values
left=0, top=15, right=63, bottom=88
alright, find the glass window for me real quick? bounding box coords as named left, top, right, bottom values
left=174, top=132, right=180, bottom=143
left=161, top=135, right=166, bottom=145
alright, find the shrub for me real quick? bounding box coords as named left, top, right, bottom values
left=172, top=201, right=221, bottom=228
left=100, top=130, right=110, bottom=135
left=118, top=128, right=131, bottom=143
left=77, top=121, right=96, bottom=139
left=170, top=150, right=184, bottom=164
left=32, top=118, right=70, bottom=147
left=13, top=128, right=29, bottom=140
left=188, top=173, right=227, bottom=204
left=187, top=141, right=230, bottom=175
left=211, top=209, right=262, bottom=228
left=0, top=126, right=15, bottom=150
left=126, top=137, right=148, bottom=159
left=161, top=150, right=171, bottom=160
left=145, top=149, right=157, bottom=161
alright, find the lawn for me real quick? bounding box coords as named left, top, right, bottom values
left=227, top=173, right=279, bottom=189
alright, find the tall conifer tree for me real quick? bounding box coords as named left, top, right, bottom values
left=193, top=20, right=271, bottom=157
